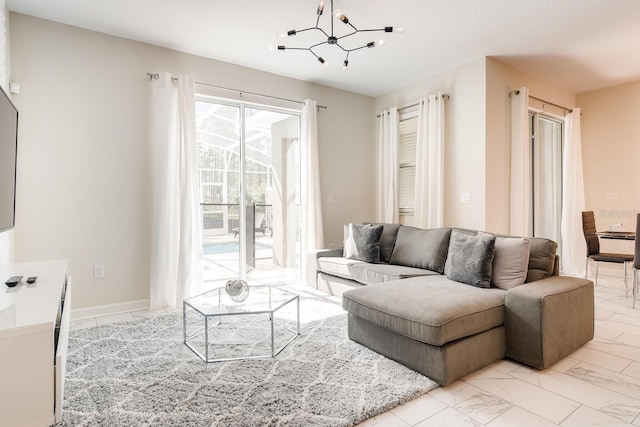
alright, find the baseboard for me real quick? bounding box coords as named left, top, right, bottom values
left=71, top=299, right=150, bottom=321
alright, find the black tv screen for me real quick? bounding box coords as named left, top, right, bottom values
left=0, top=85, right=18, bottom=233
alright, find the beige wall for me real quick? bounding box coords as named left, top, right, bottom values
left=374, top=58, right=578, bottom=234
left=9, top=13, right=374, bottom=309
left=375, top=58, right=488, bottom=230
left=578, top=80, right=640, bottom=255
left=485, top=58, right=577, bottom=234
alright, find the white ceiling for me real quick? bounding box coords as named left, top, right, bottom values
left=7, top=0, right=640, bottom=97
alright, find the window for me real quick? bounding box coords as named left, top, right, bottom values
left=398, top=107, right=418, bottom=225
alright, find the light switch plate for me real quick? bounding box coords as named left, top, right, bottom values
left=460, top=192, right=471, bottom=204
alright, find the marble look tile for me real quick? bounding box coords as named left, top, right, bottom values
left=584, top=339, right=640, bottom=364
left=549, top=357, right=580, bottom=373
left=561, top=405, right=633, bottom=427
left=611, top=314, right=640, bottom=327
left=415, top=407, right=485, bottom=427
left=614, top=332, right=640, bottom=349
left=595, top=323, right=624, bottom=341
left=429, top=380, right=511, bottom=424
left=510, top=365, right=640, bottom=423
left=95, top=312, right=135, bottom=325
left=486, top=406, right=559, bottom=427
left=357, top=410, right=411, bottom=427
left=565, top=362, right=640, bottom=401
left=489, top=359, right=521, bottom=374
left=622, top=362, right=640, bottom=381
left=595, top=285, right=627, bottom=296
left=70, top=318, right=97, bottom=330
left=391, top=393, right=447, bottom=425
left=601, top=300, right=640, bottom=317
left=463, top=367, right=579, bottom=424
left=596, top=319, right=640, bottom=337
left=568, top=346, right=633, bottom=372
left=595, top=308, right=618, bottom=320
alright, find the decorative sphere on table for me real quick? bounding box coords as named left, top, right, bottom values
left=225, top=279, right=249, bottom=302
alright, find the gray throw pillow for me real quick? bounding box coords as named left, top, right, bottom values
left=344, top=223, right=384, bottom=263
left=388, top=227, right=452, bottom=273
left=491, top=237, right=530, bottom=289
left=445, top=230, right=496, bottom=288
left=365, top=223, right=401, bottom=264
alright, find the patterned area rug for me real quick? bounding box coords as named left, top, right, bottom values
left=59, top=287, right=437, bottom=426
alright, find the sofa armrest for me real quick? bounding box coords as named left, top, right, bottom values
left=306, top=248, right=344, bottom=289
left=313, top=248, right=344, bottom=259
left=505, top=276, right=594, bottom=369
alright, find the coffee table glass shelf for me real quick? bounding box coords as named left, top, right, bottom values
left=183, top=285, right=300, bottom=362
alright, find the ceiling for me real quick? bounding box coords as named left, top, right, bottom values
left=7, top=0, right=640, bottom=97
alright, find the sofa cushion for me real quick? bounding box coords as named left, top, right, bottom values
left=344, top=223, right=384, bottom=263
left=348, top=263, right=438, bottom=285
left=491, top=237, right=531, bottom=289
left=317, top=257, right=363, bottom=280
left=389, top=227, right=452, bottom=273
left=368, top=223, right=401, bottom=263
left=342, top=276, right=506, bottom=346
left=526, top=238, right=558, bottom=282
left=445, top=230, right=496, bottom=288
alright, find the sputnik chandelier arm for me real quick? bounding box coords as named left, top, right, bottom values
left=276, top=0, right=404, bottom=70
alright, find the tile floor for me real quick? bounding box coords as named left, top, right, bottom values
left=71, top=275, right=640, bottom=427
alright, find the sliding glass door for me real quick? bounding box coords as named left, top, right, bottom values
left=530, top=112, right=563, bottom=251
left=195, top=98, right=301, bottom=284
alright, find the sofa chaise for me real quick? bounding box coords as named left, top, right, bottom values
left=313, top=223, right=594, bottom=385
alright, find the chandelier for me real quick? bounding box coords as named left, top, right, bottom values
left=276, top=0, right=404, bottom=70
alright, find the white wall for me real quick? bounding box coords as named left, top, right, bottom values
left=0, top=0, right=7, bottom=89
left=375, top=58, right=488, bottom=231
left=0, top=0, right=12, bottom=264
left=9, top=13, right=374, bottom=309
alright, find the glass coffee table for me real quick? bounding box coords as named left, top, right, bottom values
left=183, top=284, right=300, bottom=362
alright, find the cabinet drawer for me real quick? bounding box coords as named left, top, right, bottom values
left=54, top=275, right=71, bottom=423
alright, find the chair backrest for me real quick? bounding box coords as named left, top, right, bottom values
left=635, top=213, right=640, bottom=269
left=581, top=211, right=600, bottom=256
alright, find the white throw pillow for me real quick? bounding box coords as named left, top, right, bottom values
left=491, top=237, right=530, bottom=289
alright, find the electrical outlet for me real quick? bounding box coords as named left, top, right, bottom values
left=605, top=192, right=617, bottom=201
left=94, top=264, right=105, bottom=279
left=460, top=192, right=471, bottom=204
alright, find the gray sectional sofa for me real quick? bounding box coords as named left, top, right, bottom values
left=314, top=223, right=594, bottom=385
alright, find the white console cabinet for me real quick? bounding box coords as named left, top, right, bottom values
left=0, top=260, right=71, bottom=427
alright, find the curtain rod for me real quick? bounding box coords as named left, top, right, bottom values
left=509, top=89, right=572, bottom=113
left=376, top=94, right=450, bottom=118
left=146, top=72, right=327, bottom=110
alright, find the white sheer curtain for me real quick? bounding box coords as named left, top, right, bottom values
left=561, top=108, right=586, bottom=277
left=149, top=73, right=203, bottom=310
left=301, top=99, right=324, bottom=285
left=510, top=87, right=531, bottom=236
left=376, top=107, right=399, bottom=223
left=415, top=94, right=445, bottom=228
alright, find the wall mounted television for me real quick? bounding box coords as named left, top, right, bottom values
left=0, top=84, right=18, bottom=233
